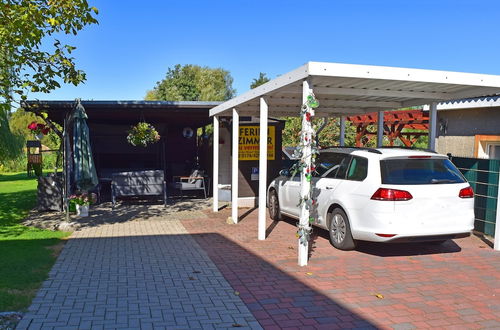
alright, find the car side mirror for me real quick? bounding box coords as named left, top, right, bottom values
left=279, top=169, right=290, bottom=177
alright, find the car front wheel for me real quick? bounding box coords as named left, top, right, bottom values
left=328, top=208, right=356, bottom=250
left=268, top=190, right=282, bottom=221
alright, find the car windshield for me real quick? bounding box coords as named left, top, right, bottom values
left=381, top=158, right=466, bottom=185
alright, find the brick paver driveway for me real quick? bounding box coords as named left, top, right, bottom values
left=182, top=208, right=500, bottom=329
left=18, top=219, right=260, bottom=330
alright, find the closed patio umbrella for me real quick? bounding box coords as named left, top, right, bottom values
left=72, top=99, right=98, bottom=191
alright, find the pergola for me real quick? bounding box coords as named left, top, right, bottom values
left=348, top=109, right=429, bottom=147
left=209, top=62, right=500, bottom=265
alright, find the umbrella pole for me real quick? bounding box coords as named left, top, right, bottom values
left=64, top=116, right=70, bottom=221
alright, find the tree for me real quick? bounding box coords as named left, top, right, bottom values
left=250, top=72, right=270, bottom=89
left=0, top=0, right=98, bottom=162
left=282, top=117, right=356, bottom=148
left=145, top=64, right=236, bottom=101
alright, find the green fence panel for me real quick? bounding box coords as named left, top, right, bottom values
left=451, top=156, right=499, bottom=237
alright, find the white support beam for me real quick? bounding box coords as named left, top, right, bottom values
left=258, top=97, right=268, bottom=241
left=268, top=97, right=403, bottom=109
left=306, top=86, right=450, bottom=100
left=377, top=110, right=384, bottom=147
left=212, top=116, right=219, bottom=212
left=428, top=102, right=437, bottom=151
left=298, top=79, right=312, bottom=267
left=339, top=116, right=346, bottom=146
left=231, top=108, right=239, bottom=223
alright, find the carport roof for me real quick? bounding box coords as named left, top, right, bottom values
left=209, top=62, right=500, bottom=117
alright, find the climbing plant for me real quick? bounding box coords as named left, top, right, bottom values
left=294, top=93, right=320, bottom=246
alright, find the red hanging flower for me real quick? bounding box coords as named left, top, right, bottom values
left=27, top=121, right=50, bottom=135
left=27, top=121, right=38, bottom=130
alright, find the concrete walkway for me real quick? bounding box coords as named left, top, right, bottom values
left=17, top=219, right=261, bottom=330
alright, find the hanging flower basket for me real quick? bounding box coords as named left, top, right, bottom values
left=27, top=121, right=50, bottom=139
left=126, top=122, right=160, bottom=147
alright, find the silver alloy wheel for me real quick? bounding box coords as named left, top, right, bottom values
left=331, top=213, right=346, bottom=243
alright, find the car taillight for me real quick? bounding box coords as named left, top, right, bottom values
left=371, top=188, right=413, bottom=201
left=459, top=186, right=474, bottom=198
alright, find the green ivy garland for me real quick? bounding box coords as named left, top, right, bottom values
left=294, top=93, right=320, bottom=245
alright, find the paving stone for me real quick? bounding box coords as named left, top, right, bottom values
left=18, top=218, right=259, bottom=329
left=182, top=207, right=500, bottom=330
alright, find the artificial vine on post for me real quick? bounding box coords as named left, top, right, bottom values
left=294, top=92, right=320, bottom=245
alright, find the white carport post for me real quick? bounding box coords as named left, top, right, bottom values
left=231, top=108, right=239, bottom=223
left=298, top=79, right=313, bottom=267
left=428, top=102, right=438, bottom=151
left=377, top=111, right=384, bottom=147
left=212, top=116, right=219, bottom=212
left=339, top=116, right=346, bottom=146
left=258, top=97, right=268, bottom=240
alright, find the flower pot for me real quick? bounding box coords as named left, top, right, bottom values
left=76, top=204, right=89, bottom=217
left=35, top=133, right=43, bottom=140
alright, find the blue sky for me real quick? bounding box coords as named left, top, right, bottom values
left=31, top=0, right=500, bottom=101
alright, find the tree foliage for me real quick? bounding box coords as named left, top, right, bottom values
left=0, top=0, right=98, bottom=162
left=145, top=64, right=236, bottom=101
left=250, top=72, right=270, bottom=89
left=1, top=0, right=98, bottom=102
left=282, top=117, right=357, bottom=148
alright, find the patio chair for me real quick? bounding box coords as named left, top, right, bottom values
left=171, top=169, right=208, bottom=198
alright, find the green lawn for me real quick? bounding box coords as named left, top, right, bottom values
left=0, top=172, right=70, bottom=311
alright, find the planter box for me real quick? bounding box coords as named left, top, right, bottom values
left=37, top=174, right=63, bottom=211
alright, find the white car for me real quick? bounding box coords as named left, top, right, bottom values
left=267, top=147, right=474, bottom=250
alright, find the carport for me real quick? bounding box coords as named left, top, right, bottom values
left=209, top=62, right=500, bottom=265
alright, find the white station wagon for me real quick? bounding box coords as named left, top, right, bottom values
left=267, top=147, right=474, bottom=250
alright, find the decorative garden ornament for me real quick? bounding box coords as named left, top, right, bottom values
left=182, top=127, right=194, bottom=138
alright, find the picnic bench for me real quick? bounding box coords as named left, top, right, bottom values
left=111, top=170, right=167, bottom=207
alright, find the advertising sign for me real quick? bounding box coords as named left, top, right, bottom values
left=238, top=126, right=275, bottom=160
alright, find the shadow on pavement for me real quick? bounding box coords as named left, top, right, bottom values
left=22, top=198, right=213, bottom=231
left=190, top=233, right=377, bottom=329
left=280, top=214, right=462, bottom=257
left=18, top=233, right=377, bottom=329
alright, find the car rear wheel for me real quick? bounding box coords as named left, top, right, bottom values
left=269, top=190, right=282, bottom=221
left=328, top=208, right=356, bottom=250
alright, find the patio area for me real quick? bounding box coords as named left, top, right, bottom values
left=16, top=203, right=500, bottom=329
left=183, top=208, right=500, bottom=329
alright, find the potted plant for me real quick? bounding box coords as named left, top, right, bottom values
left=27, top=121, right=50, bottom=140
left=69, top=192, right=97, bottom=217
left=126, top=122, right=160, bottom=147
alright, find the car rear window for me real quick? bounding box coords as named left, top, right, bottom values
left=380, top=158, right=466, bottom=185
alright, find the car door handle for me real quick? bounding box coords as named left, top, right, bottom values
left=325, top=186, right=334, bottom=190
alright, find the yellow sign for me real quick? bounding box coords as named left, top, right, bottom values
left=239, top=126, right=275, bottom=160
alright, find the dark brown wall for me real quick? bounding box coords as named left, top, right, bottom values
left=237, top=122, right=284, bottom=197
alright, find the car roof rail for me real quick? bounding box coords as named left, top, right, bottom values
left=376, top=146, right=438, bottom=154
left=321, top=146, right=382, bottom=154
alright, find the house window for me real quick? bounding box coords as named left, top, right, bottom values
left=474, top=135, right=500, bottom=159
left=486, top=143, right=500, bottom=160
